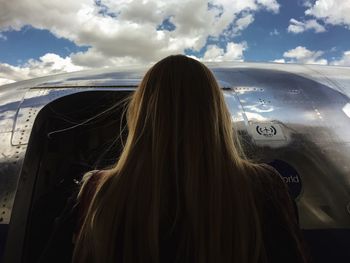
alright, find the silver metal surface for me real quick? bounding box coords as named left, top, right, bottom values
left=0, top=62, right=350, bottom=262
left=216, top=67, right=350, bottom=228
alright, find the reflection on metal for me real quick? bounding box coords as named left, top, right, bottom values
left=0, top=62, right=350, bottom=262
left=342, top=103, right=350, bottom=118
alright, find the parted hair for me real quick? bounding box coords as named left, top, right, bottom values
left=72, top=55, right=304, bottom=263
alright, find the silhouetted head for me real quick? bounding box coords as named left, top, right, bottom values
left=125, top=54, right=242, bottom=163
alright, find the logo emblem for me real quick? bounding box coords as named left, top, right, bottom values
left=256, top=125, right=277, bottom=137
left=249, top=123, right=285, bottom=141
left=269, top=160, right=302, bottom=199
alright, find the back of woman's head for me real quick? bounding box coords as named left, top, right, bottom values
left=73, top=55, right=263, bottom=263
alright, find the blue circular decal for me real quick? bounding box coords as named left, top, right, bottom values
left=268, top=160, right=302, bottom=199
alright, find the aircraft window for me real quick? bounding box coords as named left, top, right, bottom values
left=20, top=90, right=130, bottom=263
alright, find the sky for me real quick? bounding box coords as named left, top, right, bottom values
left=0, top=0, right=350, bottom=86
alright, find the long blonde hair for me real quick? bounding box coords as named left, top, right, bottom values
left=73, top=55, right=273, bottom=263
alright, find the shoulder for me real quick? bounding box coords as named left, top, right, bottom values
left=250, top=163, right=282, bottom=181
left=249, top=163, right=298, bottom=221
left=247, top=163, right=288, bottom=195
left=259, top=163, right=291, bottom=199
left=246, top=163, right=308, bottom=262
left=246, top=162, right=295, bottom=218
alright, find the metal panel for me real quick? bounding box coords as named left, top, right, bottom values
left=11, top=88, right=99, bottom=146
left=0, top=132, right=26, bottom=225
left=218, top=70, right=350, bottom=229
left=0, top=86, right=26, bottom=133
left=215, top=68, right=350, bottom=146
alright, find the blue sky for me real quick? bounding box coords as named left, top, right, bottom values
left=0, top=0, right=350, bottom=85
left=0, top=27, right=88, bottom=66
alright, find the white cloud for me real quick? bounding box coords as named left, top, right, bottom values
left=0, top=63, right=29, bottom=82
left=304, top=19, right=326, bottom=32
left=224, top=42, right=247, bottom=60
left=305, top=0, right=350, bottom=28
left=235, top=13, right=255, bottom=31
left=288, top=18, right=326, bottom=33
left=272, top=58, right=285, bottom=63
left=283, top=46, right=328, bottom=64
left=301, top=0, right=313, bottom=8
left=0, top=53, right=84, bottom=83
left=331, top=51, right=350, bottom=66
left=0, top=0, right=280, bottom=74
left=273, top=46, right=328, bottom=65
left=71, top=48, right=144, bottom=68
left=203, top=45, right=224, bottom=62
left=26, top=53, right=84, bottom=76
left=0, top=32, right=7, bottom=40
left=269, top=28, right=279, bottom=35
left=202, top=42, right=247, bottom=62
left=256, top=0, right=280, bottom=13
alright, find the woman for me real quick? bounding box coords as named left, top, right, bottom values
left=71, top=55, right=308, bottom=263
